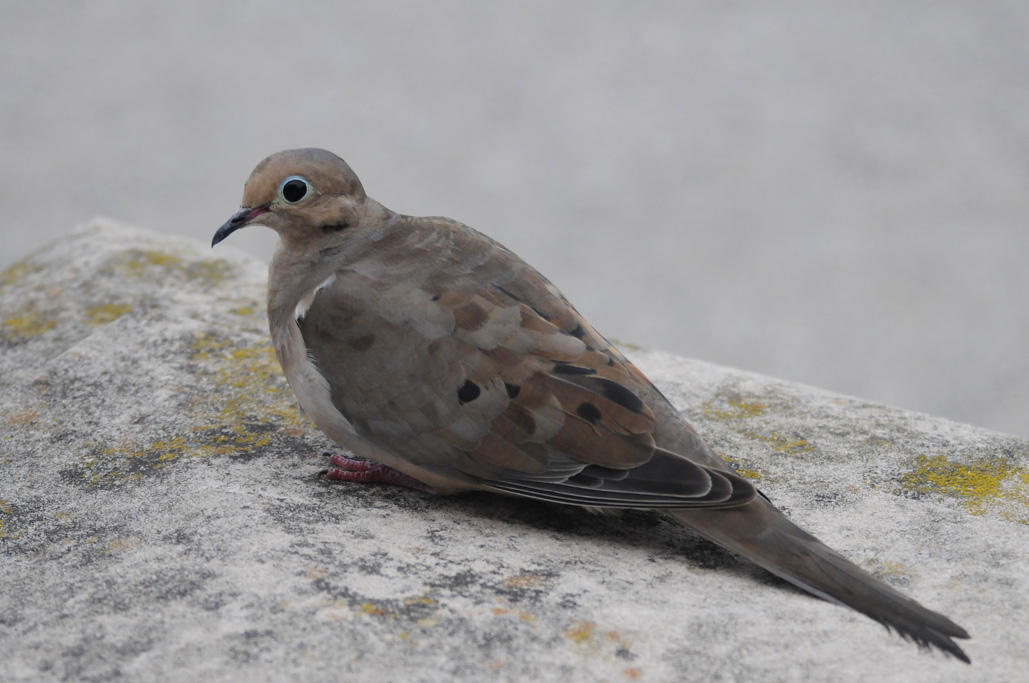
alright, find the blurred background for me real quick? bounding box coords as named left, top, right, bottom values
left=2, top=2, right=1026, bottom=438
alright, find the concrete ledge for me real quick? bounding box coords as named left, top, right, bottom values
left=1, top=220, right=1026, bottom=682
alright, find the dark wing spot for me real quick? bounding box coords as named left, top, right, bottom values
left=570, top=323, right=585, bottom=339
left=457, top=379, right=481, bottom=404
left=552, top=363, right=595, bottom=376
left=577, top=402, right=602, bottom=424
left=504, top=383, right=520, bottom=399
left=594, top=378, right=645, bottom=413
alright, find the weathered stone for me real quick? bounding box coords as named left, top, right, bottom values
left=1, top=219, right=1026, bottom=681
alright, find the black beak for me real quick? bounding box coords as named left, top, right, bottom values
left=212, top=205, right=270, bottom=247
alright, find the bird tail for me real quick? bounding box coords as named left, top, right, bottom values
left=672, top=498, right=971, bottom=663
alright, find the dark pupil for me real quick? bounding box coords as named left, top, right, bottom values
left=282, top=179, right=307, bottom=203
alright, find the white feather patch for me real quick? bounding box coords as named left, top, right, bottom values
left=294, top=273, right=338, bottom=321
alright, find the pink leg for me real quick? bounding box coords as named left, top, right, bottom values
left=324, top=453, right=435, bottom=493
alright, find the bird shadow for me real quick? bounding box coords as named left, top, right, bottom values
left=317, top=470, right=806, bottom=599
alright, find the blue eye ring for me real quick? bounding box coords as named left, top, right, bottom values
left=279, top=175, right=312, bottom=204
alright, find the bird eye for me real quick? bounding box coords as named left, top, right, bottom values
left=279, top=176, right=312, bottom=204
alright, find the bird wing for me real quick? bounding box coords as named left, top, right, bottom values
left=296, top=218, right=755, bottom=509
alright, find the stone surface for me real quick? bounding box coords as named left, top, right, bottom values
left=1, top=220, right=1026, bottom=682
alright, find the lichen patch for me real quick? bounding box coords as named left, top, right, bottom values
left=106, top=248, right=238, bottom=287
left=86, top=303, right=132, bottom=325
left=2, top=305, right=56, bottom=338
left=702, top=396, right=767, bottom=420
left=76, top=331, right=310, bottom=487
left=896, top=453, right=1029, bottom=523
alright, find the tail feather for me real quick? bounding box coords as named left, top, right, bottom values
left=673, top=499, right=971, bottom=663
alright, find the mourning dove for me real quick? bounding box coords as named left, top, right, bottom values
left=213, top=148, right=970, bottom=662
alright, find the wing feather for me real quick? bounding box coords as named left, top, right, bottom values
left=296, top=220, right=756, bottom=509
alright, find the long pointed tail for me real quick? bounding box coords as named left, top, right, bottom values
left=672, top=498, right=971, bottom=663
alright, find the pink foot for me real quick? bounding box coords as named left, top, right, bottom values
left=324, top=453, right=435, bottom=493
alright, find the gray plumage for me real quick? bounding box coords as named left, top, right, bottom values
left=213, top=148, right=970, bottom=663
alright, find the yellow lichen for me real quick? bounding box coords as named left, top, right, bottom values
left=703, top=397, right=767, bottom=420
left=185, top=259, right=236, bottom=286
left=110, top=249, right=235, bottom=287
left=0, top=259, right=39, bottom=289
left=896, top=454, right=1029, bottom=522
left=746, top=431, right=813, bottom=455
left=359, top=602, right=387, bottom=616
left=86, top=303, right=132, bottom=325
left=187, top=332, right=300, bottom=426
left=723, top=456, right=762, bottom=481
left=2, top=307, right=56, bottom=338
left=188, top=331, right=227, bottom=361
left=118, top=249, right=184, bottom=277
left=563, top=620, right=634, bottom=660
left=230, top=305, right=257, bottom=316
left=80, top=332, right=306, bottom=486
left=564, top=620, right=595, bottom=645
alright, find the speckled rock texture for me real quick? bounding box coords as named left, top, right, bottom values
left=1, top=220, right=1026, bottom=682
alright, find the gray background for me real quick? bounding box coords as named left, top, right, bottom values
left=3, top=1, right=1026, bottom=438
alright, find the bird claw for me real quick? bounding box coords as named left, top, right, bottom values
left=324, top=454, right=434, bottom=492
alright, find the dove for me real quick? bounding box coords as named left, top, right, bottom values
left=212, top=148, right=970, bottom=662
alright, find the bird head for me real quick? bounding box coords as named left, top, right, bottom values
left=212, top=148, right=367, bottom=248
